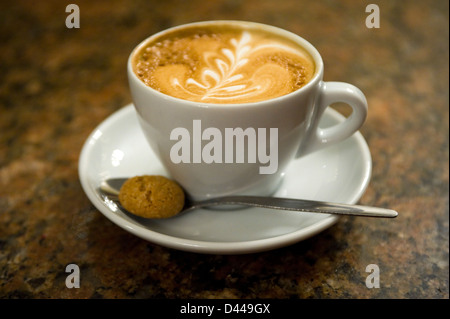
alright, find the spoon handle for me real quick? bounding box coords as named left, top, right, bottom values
left=193, top=196, right=398, bottom=218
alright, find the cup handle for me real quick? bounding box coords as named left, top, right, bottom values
left=298, top=81, right=368, bottom=156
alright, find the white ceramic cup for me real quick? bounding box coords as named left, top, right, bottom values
left=128, top=21, right=368, bottom=201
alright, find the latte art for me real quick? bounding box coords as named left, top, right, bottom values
left=174, top=32, right=300, bottom=102
left=133, top=25, right=315, bottom=104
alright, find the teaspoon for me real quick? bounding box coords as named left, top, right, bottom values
left=98, top=178, right=398, bottom=218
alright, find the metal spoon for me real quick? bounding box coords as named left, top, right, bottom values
left=99, top=178, right=398, bottom=218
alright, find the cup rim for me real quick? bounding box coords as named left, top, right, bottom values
left=128, top=20, right=324, bottom=108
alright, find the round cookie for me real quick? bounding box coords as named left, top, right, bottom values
left=118, top=175, right=185, bottom=218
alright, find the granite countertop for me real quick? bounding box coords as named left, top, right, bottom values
left=0, top=0, right=448, bottom=299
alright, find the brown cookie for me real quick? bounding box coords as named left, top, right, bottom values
left=118, top=175, right=185, bottom=218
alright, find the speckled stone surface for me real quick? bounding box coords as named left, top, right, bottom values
left=0, top=0, right=448, bottom=299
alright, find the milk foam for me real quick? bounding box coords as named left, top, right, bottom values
left=134, top=26, right=315, bottom=104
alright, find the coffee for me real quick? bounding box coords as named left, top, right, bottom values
left=132, top=23, right=315, bottom=104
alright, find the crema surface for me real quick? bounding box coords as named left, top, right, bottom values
left=133, top=25, right=315, bottom=104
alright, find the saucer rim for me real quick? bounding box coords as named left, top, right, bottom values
left=78, top=104, right=372, bottom=254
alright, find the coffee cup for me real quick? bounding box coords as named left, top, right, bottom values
left=127, top=20, right=368, bottom=201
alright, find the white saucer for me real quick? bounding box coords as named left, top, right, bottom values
left=79, top=104, right=372, bottom=254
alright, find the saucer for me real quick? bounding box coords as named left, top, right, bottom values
left=79, top=104, right=372, bottom=254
